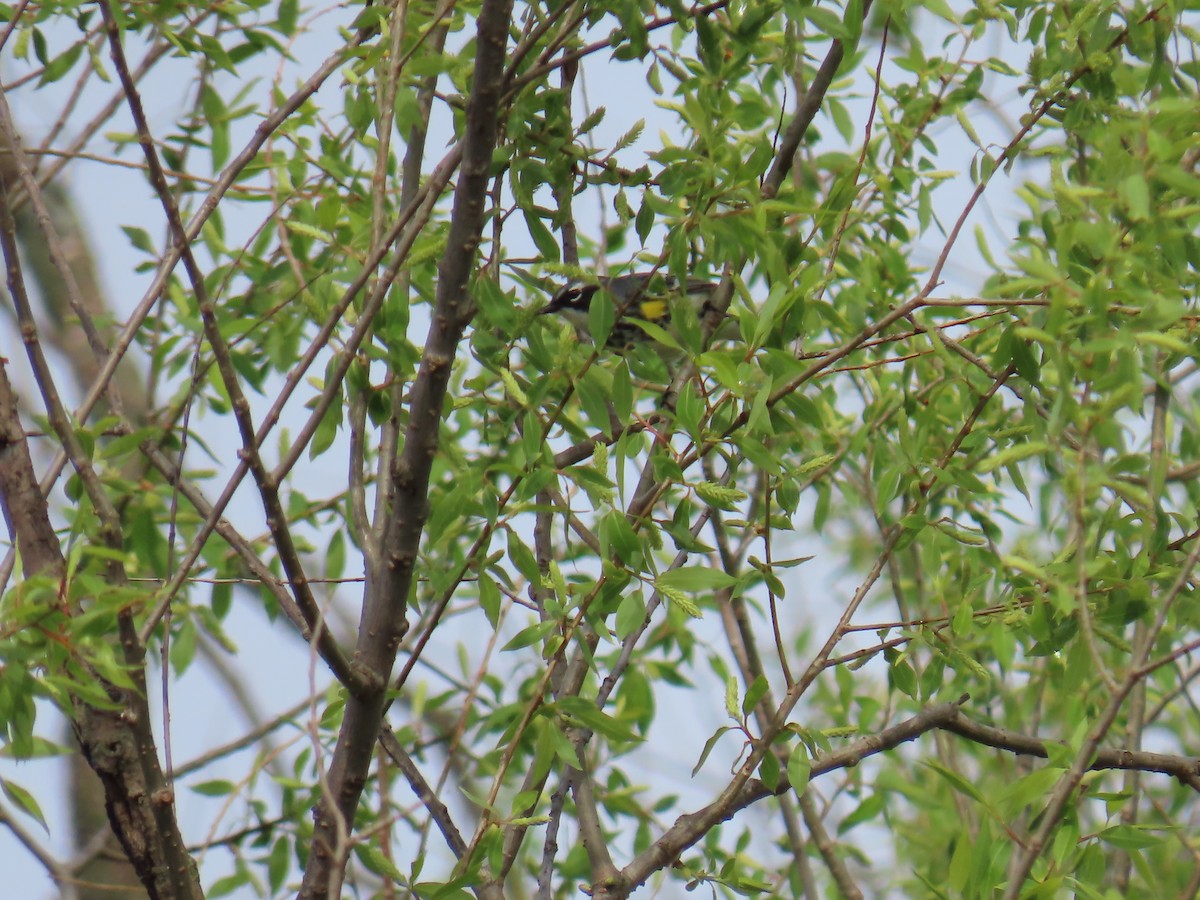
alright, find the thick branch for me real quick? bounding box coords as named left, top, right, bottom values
left=598, top=697, right=1200, bottom=897
left=941, top=712, right=1200, bottom=784
left=0, top=362, right=202, bottom=899
left=299, top=1, right=515, bottom=895
left=761, top=1, right=874, bottom=198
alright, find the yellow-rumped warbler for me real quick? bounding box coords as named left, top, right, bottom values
left=537, top=273, right=731, bottom=351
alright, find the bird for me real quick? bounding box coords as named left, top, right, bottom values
left=537, top=272, right=730, bottom=352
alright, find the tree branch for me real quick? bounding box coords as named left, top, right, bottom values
left=0, top=361, right=201, bottom=898
left=299, top=1, right=516, bottom=894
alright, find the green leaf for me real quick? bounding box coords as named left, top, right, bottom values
left=277, top=0, right=299, bottom=34
left=1097, top=824, right=1172, bottom=851
left=506, top=529, right=540, bottom=584
left=267, top=836, right=290, bottom=894
left=922, top=760, right=987, bottom=805
left=555, top=697, right=642, bottom=743
left=889, top=655, right=918, bottom=698
left=191, top=779, right=237, bottom=797
left=692, top=726, right=735, bottom=777
left=838, top=792, right=886, bottom=834
left=842, top=0, right=863, bottom=47
left=654, top=567, right=738, bottom=592
left=979, top=442, right=1049, bottom=473
left=309, top=397, right=341, bottom=458
left=742, top=675, right=769, bottom=716
left=948, top=830, right=973, bottom=893
left=524, top=208, right=560, bottom=262
left=208, top=870, right=252, bottom=898
left=600, top=509, right=642, bottom=566
left=587, top=293, right=615, bottom=352
left=758, top=747, right=781, bottom=790
left=921, top=0, right=959, bottom=22
left=1122, top=174, right=1150, bottom=220
left=786, top=745, right=811, bottom=793
left=610, top=359, right=633, bottom=421
left=39, top=41, right=82, bottom=85
left=479, top=573, right=501, bottom=629
left=501, top=620, right=557, bottom=652
left=1, top=778, right=47, bottom=832
left=356, top=843, right=407, bottom=882
left=805, top=6, right=849, bottom=42
left=615, top=590, right=646, bottom=639
left=120, top=225, right=156, bottom=255
left=1134, top=331, right=1190, bottom=354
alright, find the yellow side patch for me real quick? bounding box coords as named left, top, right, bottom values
left=637, top=299, right=668, bottom=321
